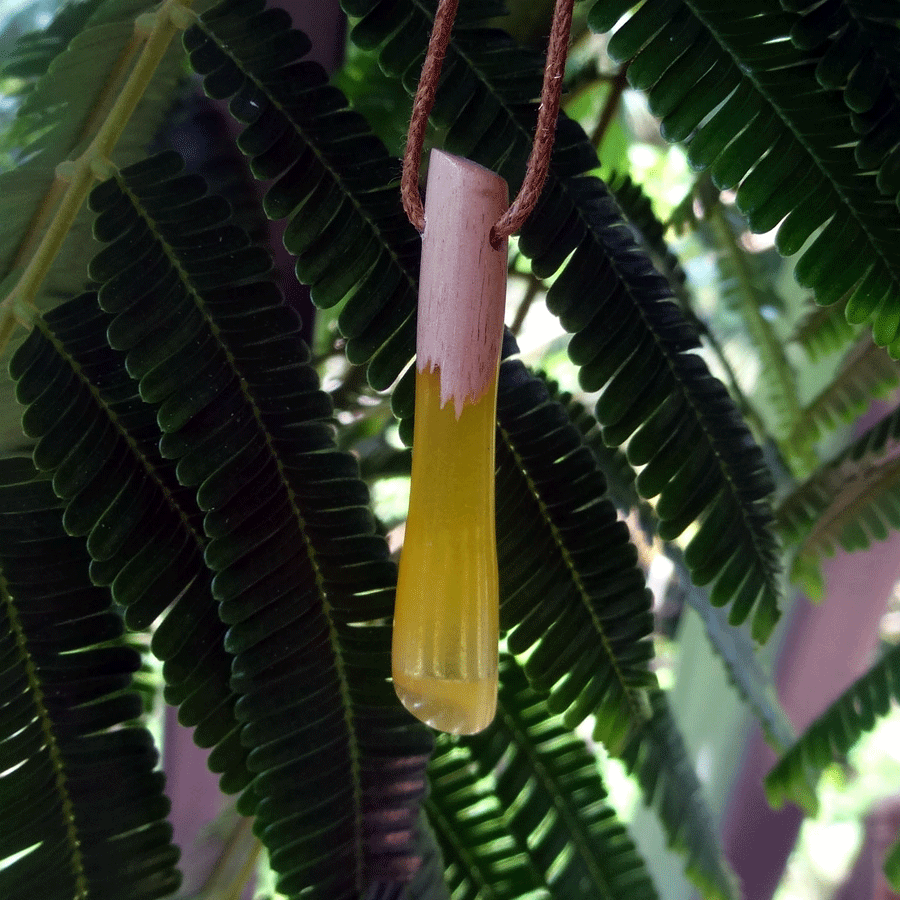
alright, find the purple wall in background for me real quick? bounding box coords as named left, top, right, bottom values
left=723, top=398, right=900, bottom=899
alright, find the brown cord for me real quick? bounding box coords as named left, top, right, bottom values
left=401, top=0, right=576, bottom=247
left=401, top=0, right=459, bottom=233
left=490, top=0, right=575, bottom=248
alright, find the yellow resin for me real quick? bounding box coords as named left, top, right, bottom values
left=393, top=365, right=499, bottom=734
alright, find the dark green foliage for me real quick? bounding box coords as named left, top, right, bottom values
left=494, top=357, right=656, bottom=749
left=1, top=0, right=104, bottom=87
left=0, top=459, right=180, bottom=900
left=621, top=691, right=738, bottom=900
left=589, top=0, right=900, bottom=357
left=784, top=0, right=900, bottom=200
left=426, top=743, right=549, bottom=900
left=542, top=180, right=781, bottom=640
left=607, top=170, right=688, bottom=298
left=9, top=290, right=252, bottom=797
left=459, top=656, right=660, bottom=900
left=792, top=300, right=859, bottom=361
left=788, top=338, right=900, bottom=453
left=8, top=0, right=900, bottom=897
left=543, top=374, right=656, bottom=539
left=776, top=401, right=900, bottom=597
left=184, top=0, right=421, bottom=388
left=766, top=641, right=900, bottom=814
left=80, top=152, right=434, bottom=898
left=665, top=549, right=796, bottom=754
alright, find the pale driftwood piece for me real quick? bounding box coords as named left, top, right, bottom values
left=392, top=149, right=509, bottom=735
left=416, top=150, right=509, bottom=418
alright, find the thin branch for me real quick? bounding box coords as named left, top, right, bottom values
left=510, top=274, right=543, bottom=336
left=0, top=0, right=196, bottom=356
left=590, top=63, right=629, bottom=150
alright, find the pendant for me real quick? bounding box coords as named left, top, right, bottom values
left=392, top=149, right=508, bottom=735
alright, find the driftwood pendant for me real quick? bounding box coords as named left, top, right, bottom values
left=392, top=150, right=508, bottom=735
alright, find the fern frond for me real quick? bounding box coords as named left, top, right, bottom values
left=777, top=403, right=900, bottom=598
left=785, top=0, right=900, bottom=200
left=494, top=357, right=656, bottom=750
left=460, top=656, right=660, bottom=900
left=788, top=337, right=900, bottom=453
left=665, top=548, right=796, bottom=753
left=84, top=152, right=433, bottom=898
left=0, top=0, right=193, bottom=303
left=607, top=170, right=688, bottom=298
left=706, top=199, right=802, bottom=445
left=1, top=0, right=105, bottom=96
left=183, top=0, right=420, bottom=390
left=426, top=742, right=549, bottom=900
left=885, top=833, right=900, bottom=892
left=792, top=298, right=859, bottom=361
left=543, top=181, right=781, bottom=640
left=544, top=374, right=657, bottom=540
left=9, top=290, right=253, bottom=798
left=589, top=0, right=900, bottom=356
left=345, top=0, right=781, bottom=641
left=621, top=690, right=738, bottom=900
left=490, top=364, right=730, bottom=896
left=791, top=452, right=900, bottom=599
left=0, top=458, right=180, bottom=900
left=549, top=379, right=793, bottom=751
left=766, top=640, right=900, bottom=814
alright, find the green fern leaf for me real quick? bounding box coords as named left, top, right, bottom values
left=621, top=690, right=739, bottom=900
left=766, top=641, right=900, bottom=814
left=543, top=381, right=794, bottom=752
left=460, top=655, right=660, bottom=900
left=0, top=0, right=193, bottom=303
left=607, top=170, right=689, bottom=300
left=885, top=832, right=900, bottom=892
left=784, top=0, right=900, bottom=199
left=666, top=548, right=796, bottom=754
left=589, top=0, right=900, bottom=356
left=0, top=458, right=180, bottom=900
left=706, top=200, right=803, bottom=445
left=788, top=337, right=900, bottom=453
left=777, top=402, right=900, bottom=598
left=85, top=151, right=433, bottom=899
left=1, top=0, right=104, bottom=91
left=182, top=0, right=421, bottom=390
left=541, top=180, right=781, bottom=640
left=791, top=453, right=900, bottom=598
left=792, top=298, right=860, bottom=361
left=495, top=356, right=656, bottom=750
left=544, top=374, right=657, bottom=539
left=426, top=741, right=550, bottom=900
left=9, top=290, right=253, bottom=798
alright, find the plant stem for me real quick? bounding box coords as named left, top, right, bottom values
left=510, top=274, right=543, bottom=336
left=0, top=0, right=195, bottom=355
left=590, top=63, right=629, bottom=150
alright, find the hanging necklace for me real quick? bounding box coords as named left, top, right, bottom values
left=392, top=0, right=576, bottom=734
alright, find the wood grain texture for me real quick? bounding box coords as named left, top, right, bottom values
left=417, top=149, right=508, bottom=418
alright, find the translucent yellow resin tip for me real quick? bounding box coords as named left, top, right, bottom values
left=393, top=367, right=499, bottom=735
left=392, top=149, right=506, bottom=736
